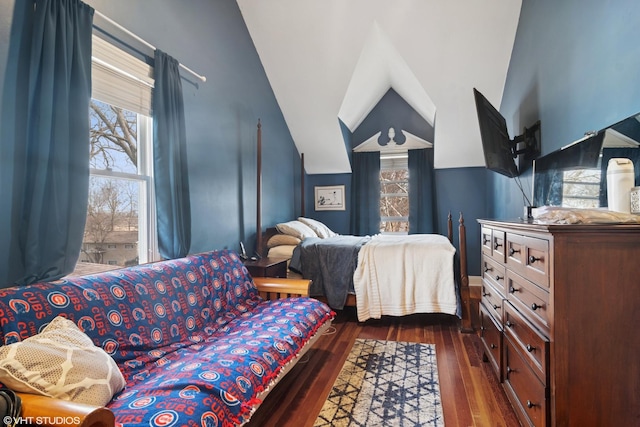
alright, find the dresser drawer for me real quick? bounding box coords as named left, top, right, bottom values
left=504, top=301, right=549, bottom=383
left=482, top=255, right=506, bottom=295
left=479, top=304, right=502, bottom=381
left=506, top=233, right=550, bottom=287
left=504, top=337, right=549, bottom=427
left=506, top=271, right=549, bottom=334
left=481, top=279, right=504, bottom=323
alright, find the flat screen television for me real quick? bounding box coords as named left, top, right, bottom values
left=473, top=88, right=520, bottom=177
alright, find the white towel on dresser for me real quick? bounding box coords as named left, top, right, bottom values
left=353, top=234, right=457, bottom=322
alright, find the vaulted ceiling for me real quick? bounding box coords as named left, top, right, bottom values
left=237, top=0, right=522, bottom=174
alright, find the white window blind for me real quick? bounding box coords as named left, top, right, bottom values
left=380, top=153, right=408, bottom=170
left=91, top=35, right=154, bottom=116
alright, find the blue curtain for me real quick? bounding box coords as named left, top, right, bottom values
left=153, top=50, right=191, bottom=259
left=350, top=152, right=380, bottom=235
left=0, top=0, right=94, bottom=287
left=408, top=148, right=436, bottom=234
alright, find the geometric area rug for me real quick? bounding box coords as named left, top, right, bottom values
left=314, top=339, right=444, bottom=427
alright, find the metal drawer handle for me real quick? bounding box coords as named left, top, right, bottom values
left=531, top=303, right=540, bottom=311
left=490, top=344, right=497, bottom=349
left=526, top=344, right=536, bottom=352
left=483, top=237, right=490, bottom=245
left=493, top=304, right=499, bottom=310
left=509, top=286, right=519, bottom=293
left=495, top=275, right=503, bottom=281
left=506, top=320, right=513, bottom=328
left=484, top=266, right=493, bottom=273
left=526, top=400, right=537, bottom=409
left=506, top=366, right=514, bottom=375
left=494, top=241, right=503, bottom=249
left=509, top=247, right=520, bottom=256
left=529, top=255, right=541, bottom=264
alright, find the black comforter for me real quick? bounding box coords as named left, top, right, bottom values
left=289, top=235, right=370, bottom=309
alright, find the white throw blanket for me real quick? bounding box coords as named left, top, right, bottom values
left=353, top=234, right=457, bottom=322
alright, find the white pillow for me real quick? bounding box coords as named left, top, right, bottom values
left=276, top=220, right=317, bottom=240
left=0, top=316, right=126, bottom=406
left=267, top=245, right=297, bottom=259
left=297, top=217, right=337, bottom=239
left=267, top=233, right=302, bottom=248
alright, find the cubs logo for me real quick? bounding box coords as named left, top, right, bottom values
left=273, top=342, right=287, bottom=353
left=155, top=357, right=170, bottom=367
left=110, top=285, right=126, bottom=300
left=171, top=277, right=182, bottom=289
left=186, top=271, right=197, bottom=283
left=179, top=385, right=200, bottom=399
left=135, top=283, right=148, bottom=295
left=151, top=328, right=163, bottom=343
left=3, top=332, right=20, bottom=345
left=129, top=333, right=143, bottom=346
left=187, top=293, right=197, bottom=306
left=150, top=410, right=178, bottom=427
left=185, top=316, right=196, bottom=330
left=132, top=308, right=146, bottom=321
left=210, top=260, right=220, bottom=270
left=155, top=280, right=167, bottom=294
left=231, top=347, right=248, bottom=356
left=218, top=359, right=233, bottom=368
left=236, top=376, right=251, bottom=393
left=291, top=326, right=303, bottom=337
left=10, top=299, right=32, bottom=314
left=128, top=396, right=155, bottom=409
left=220, top=391, right=240, bottom=406
left=77, top=316, right=95, bottom=332
left=170, top=324, right=179, bottom=337
left=148, top=349, right=165, bottom=358
left=154, top=303, right=167, bottom=317
left=83, top=289, right=100, bottom=301
left=201, top=412, right=219, bottom=427
left=47, top=292, right=69, bottom=308
left=213, top=299, right=222, bottom=311
left=213, top=279, right=222, bottom=290
left=250, top=362, right=264, bottom=377
left=199, top=371, right=220, bottom=382
left=263, top=352, right=275, bottom=365
left=171, top=300, right=181, bottom=313
left=202, top=286, right=211, bottom=297
left=181, top=362, right=202, bottom=372
left=107, top=310, right=123, bottom=326
left=200, top=308, right=210, bottom=320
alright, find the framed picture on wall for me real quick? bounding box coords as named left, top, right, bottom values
left=314, top=185, right=345, bottom=211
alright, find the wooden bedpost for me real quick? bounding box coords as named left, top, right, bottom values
left=256, top=120, right=263, bottom=258
left=300, top=153, right=305, bottom=217
left=458, top=212, right=473, bottom=333
left=447, top=212, right=453, bottom=243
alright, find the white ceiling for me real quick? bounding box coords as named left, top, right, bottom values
left=237, top=0, right=522, bottom=174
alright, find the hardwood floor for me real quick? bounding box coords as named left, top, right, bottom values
left=247, top=305, right=519, bottom=427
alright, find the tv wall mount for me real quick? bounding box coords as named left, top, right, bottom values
left=513, top=120, right=541, bottom=172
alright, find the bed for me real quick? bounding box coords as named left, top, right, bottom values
left=253, top=121, right=472, bottom=331
left=259, top=214, right=470, bottom=328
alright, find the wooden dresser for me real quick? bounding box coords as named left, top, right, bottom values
left=478, top=219, right=640, bottom=427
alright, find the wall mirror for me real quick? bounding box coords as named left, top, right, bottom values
left=533, top=112, right=640, bottom=208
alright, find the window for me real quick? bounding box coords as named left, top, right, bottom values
left=380, top=154, right=409, bottom=234
left=82, top=35, right=157, bottom=268
left=562, top=169, right=601, bottom=208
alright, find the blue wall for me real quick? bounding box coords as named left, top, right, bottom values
left=496, top=0, right=640, bottom=218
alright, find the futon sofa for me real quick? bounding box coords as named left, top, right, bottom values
left=0, top=250, right=334, bottom=426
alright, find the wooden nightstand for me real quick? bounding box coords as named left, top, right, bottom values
left=243, top=257, right=288, bottom=278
